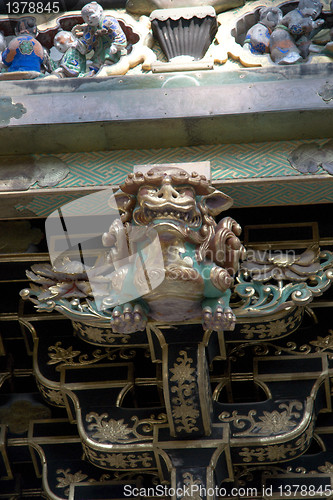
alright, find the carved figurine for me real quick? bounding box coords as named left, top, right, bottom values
left=243, top=7, right=283, bottom=55
left=52, top=31, right=86, bottom=78
left=73, top=1, right=127, bottom=74
left=1, top=17, right=45, bottom=74
left=269, top=0, right=324, bottom=64
left=313, top=0, right=333, bottom=56
left=101, top=167, right=245, bottom=333
left=21, top=167, right=245, bottom=334
left=22, top=168, right=245, bottom=334
left=0, top=31, right=6, bottom=68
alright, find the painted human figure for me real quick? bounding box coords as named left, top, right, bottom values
left=269, top=0, right=324, bottom=64
left=244, top=7, right=283, bottom=54
left=0, top=31, right=6, bottom=68
left=2, top=17, right=45, bottom=73
left=74, top=1, right=127, bottom=73
left=314, top=0, right=333, bottom=56
left=52, top=31, right=86, bottom=77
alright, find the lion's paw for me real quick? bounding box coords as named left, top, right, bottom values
left=110, top=303, right=147, bottom=334
left=202, top=304, right=235, bottom=332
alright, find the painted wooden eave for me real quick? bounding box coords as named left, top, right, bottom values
left=0, top=64, right=333, bottom=155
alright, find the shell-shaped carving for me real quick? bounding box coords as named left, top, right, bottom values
left=150, top=6, right=218, bottom=61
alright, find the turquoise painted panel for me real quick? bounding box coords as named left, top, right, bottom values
left=33, top=139, right=330, bottom=190
left=10, top=139, right=332, bottom=216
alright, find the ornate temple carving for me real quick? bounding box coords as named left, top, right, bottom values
left=1, top=0, right=332, bottom=81
left=11, top=162, right=333, bottom=497
left=1, top=0, right=333, bottom=496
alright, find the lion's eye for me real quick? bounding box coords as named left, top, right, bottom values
left=139, top=187, right=157, bottom=196
left=179, top=188, right=194, bottom=197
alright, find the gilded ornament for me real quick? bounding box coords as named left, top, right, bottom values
left=85, top=448, right=154, bottom=469
left=180, top=473, right=204, bottom=500
left=234, top=249, right=333, bottom=318
left=56, top=469, right=89, bottom=497
left=86, top=413, right=167, bottom=443
left=257, top=410, right=299, bottom=435
left=265, top=445, right=291, bottom=462
left=47, top=341, right=134, bottom=369
left=45, top=389, right=66, bottom=406
left=310, top=332, right=333, bottom=350
left=73, top=321, right=131, bottom=344
left=37, top=383, right=66, bottom=407
left=170, top=351, right=196, bottom=384
left=74, top=324, right=108, bottom=344
left=239, top=444, right=293, bottom=463
left=240, top=308, right=303, bottom=340
left=238, top=419, right=313, bottom=463
left=48, top=342, right=81, bottom=366
left=55, top=468, right=109, bottom=497
left=241, top=245, right=322, bottom=282
left=258, top=329, right=333, bottom=359
left=87, top=416, right=132, bottom=442
left=169, top=350, right=200, bottom=433
left=318, top=462, right=333, bottom=473
left=219, top=401, right=303, bottom=437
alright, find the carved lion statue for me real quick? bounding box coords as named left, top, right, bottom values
left=22, top=166, right=245, bottom=334
left=102, top=166, right=245, bottom=333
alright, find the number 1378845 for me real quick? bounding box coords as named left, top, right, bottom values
left=6, top=2, right=60, bottom=14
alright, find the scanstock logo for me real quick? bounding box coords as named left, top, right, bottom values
left=45, top=189, right=165, bottom=310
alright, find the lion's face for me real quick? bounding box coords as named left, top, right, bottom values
left=133, top=178, right=202, bottom=230
left=112, top=167, right=234, bottom=258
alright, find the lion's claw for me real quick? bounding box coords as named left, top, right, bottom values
left=202, top=305, right=235, bottom=332
left=110, top=303, right=147, bottom=333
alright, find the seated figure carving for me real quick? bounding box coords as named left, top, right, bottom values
left=102, top=167, right=245, bottom=333
left=269, top=0, right=324, bottom=64
left=72, top=1, right=127, bottom=75
left=0, top=31, right=6, bottom=68
left=52, top=31, right=87, bottom=78
left=240, top=0, right=325, bottom=64
left=244, top=7, right=283, bottom=54
left=312, top=1, right=333, bottom=56
left=1, top=17, right=45, bottom=74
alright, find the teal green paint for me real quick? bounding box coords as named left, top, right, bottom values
left=184, top=242, right=224, bottom=298
left=0, top=97, right=26, bottom=126
left=202, top=292, right=231, bottom=312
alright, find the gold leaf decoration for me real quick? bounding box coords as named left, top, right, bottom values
left=169, top=350, right=200, bottom=433
left=86, top=413, right=167, bottom=443
left=47, top=341, right=135, bottom=369
left=85, top=448, right=154, bottom=469
left=180, top=472, right=203, bottom=500
left=219, top=401, right=303, bottom=437
left=240, top=308, right=303, bottom=340
left=56, top=469, right=89, bottom=497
